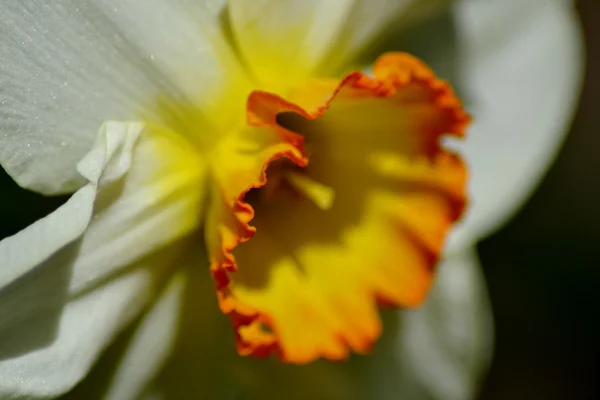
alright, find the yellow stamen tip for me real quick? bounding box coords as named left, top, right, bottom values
left=285, top=172, right=335, bottom=210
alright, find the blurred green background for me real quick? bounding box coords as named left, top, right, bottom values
left=1, top=1, right=598, bottom=399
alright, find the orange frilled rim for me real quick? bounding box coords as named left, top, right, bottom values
left=208, top=52, right=470, bottom=363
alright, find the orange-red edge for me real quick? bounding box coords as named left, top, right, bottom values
left=209, top=52, right=471, bottom=364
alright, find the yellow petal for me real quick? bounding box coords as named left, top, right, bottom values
left=208, top=53, right=469, bottom=363
left=204, top=93, right=309, bottom=293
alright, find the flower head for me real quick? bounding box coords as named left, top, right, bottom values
left=0, top=0, right=583, bottom=398
left=207, top=53, right=469, bottom=362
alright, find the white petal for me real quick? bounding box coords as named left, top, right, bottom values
left=318, top=0, right=453, bottom=72
left=392, top=249, right=494, bottom=400
left=0, top=121, right=205, bottom=397
left=63, top=126, right=205, bottom=298
left=227, top=0, right=448, bottom=84
left=58, top=250, right=230, bottom=400
left=102, top=272, right=185, bottom=400
left=0, top=263, right=163, bottom=399
left=1, top=121, right=204, bottom=295
left=446, top=0, right=584, bottom=251
left=0, top=121, right=142, bottom=291
left=0, top=0, right=243, bottom=195
left=140, top=251, right=238, bottom=400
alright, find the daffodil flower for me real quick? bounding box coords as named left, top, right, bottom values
left=0, top=1, right=582, bottom=400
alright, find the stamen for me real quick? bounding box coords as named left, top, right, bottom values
left=284, top=172, right=335, bottom=210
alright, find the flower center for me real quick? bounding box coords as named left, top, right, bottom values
left=244, top=158, right=335, bottom=212
left=206, top=53, right=470, bottom=363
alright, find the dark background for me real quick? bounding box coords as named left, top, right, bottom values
left=0, top=2, right=598, bottom=399
left=477, top=1, right=599, bottom=399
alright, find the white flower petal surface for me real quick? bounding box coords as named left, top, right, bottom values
left=0, top=265, right=162, bottom=400
left=392, top=249, right=493, bottom=400
left=102, top=272, right=185, bottom=400
left=60, top=248, right=233, bottom=400
left=446, top=0, right=584, bottom=251
left=227, top=0, right=450, bottom=84
left=0, top=0, right=241, bottom=195
left=140, top=252, right=238, bottom=400
left=60, top=125, right=205, bottom=298
left=0, top=121, right=205, bottom=398
left=0, top=122, right=142, bottom=291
